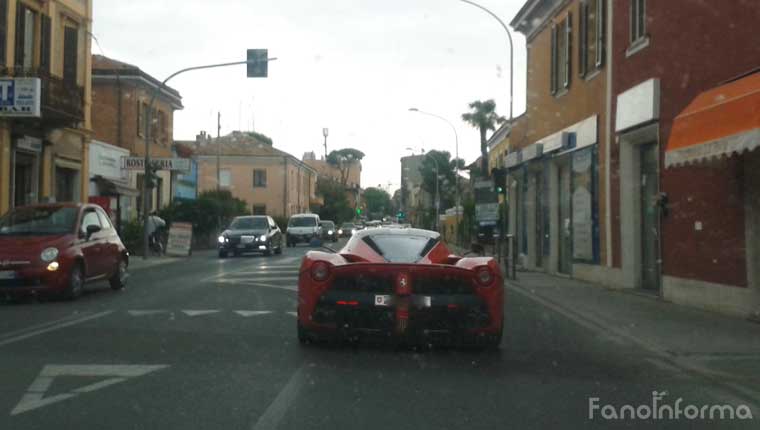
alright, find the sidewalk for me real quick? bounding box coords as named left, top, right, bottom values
left=127, top=249, right=214, bottom=271
left=447, top=242, right=760, bottom=400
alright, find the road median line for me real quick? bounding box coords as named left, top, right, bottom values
left=0, top=311, right=113, bottom=348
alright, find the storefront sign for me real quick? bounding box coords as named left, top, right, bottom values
left=0, top=78, right=41, bottom=118
left=121, top=157, right=191, bottom=172
left=90, top=141, right=129, bottom=181
left=166, top=222, right=193, bottom=257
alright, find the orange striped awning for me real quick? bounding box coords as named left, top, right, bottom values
left=665, top=71, right=760, bottom=167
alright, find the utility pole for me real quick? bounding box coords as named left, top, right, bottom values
left=322, top=128, right=329, bottom=159
left=216, top=112, right=222, bottom=233
left=216, top=112, right=221, bottom=193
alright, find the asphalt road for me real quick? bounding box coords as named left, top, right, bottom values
left=0, top=240, right=756, bottom=429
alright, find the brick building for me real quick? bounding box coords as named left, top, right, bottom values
left=0, top=0, right=93, bottom=214
left=509, top=0, right=610, bottom=282
left=91, top=54, right=183, bottom=219
left=610, top=0, right=760, bottom=316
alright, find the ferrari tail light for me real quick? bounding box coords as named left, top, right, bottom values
left=311, top=261, right=331, bottom=282
left=475, top=267, right=495, bottom=286
left=336, top=300, right=358, bottom=306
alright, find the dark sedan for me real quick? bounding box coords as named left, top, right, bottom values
left=320, top=221, right=338, bottom=243
left=218, top=216, right=283, bottom=258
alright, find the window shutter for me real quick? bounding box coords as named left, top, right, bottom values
left=564, top=12, right=572, bottom=88
left=137, top=101, right=144, bottom=136
left=0, top=0, right=7, bottom=68
left=63, top=26, right=78, bottom=84
left=596, top=0, right=606, bottom=68
left=579, top=3, right=588, bottom=78
left=550, top=24, right=557, bottom=95
left=40, top=15, right=51, bottom=74
left=13, top=3, right=25, bottom=68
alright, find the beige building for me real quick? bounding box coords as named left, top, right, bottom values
left=0, top=0, right=93, bottom=214
left=191, top=131, right=317, bottom=218
left=302, top=151, right=362, bottom=209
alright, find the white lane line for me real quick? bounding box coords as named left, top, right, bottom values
left=0, top=313, right=97, bottom=341
left=215, top=281, right=297, bottom=292
left=127, top=310, right=169, bottom=317
left=250, top=366, right=306, bottom=430
left=225, top=270, right=300, bottom=276
left=285, top=311, right=298, bottom=317
left=0, top=311, right=113, bottom=348
left=235, top=311, right=274, bottom=317
left=181, top=310, right=221, bottom=317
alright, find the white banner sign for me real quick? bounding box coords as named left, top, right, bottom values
left=121, top=157, right=191, bottom=172
left=166, top=222, right=193, bottom=257
left=0, top=78, right=41, bottom=118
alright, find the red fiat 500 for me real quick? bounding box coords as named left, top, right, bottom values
left=0, top=203, right=129, bottom=300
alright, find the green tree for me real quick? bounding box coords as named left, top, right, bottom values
left=418, top=150, right=462, bottom=211
left=326, top=148, right=365, bottom=186
left=316, top=177, right=354, bottom=224
left=362, top=187, right=392, bottom=219
left=462, top=99, right=506, bottom=177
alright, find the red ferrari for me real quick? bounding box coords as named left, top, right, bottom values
left=297, top=227, right=504, bottom=348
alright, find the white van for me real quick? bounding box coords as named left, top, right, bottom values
left=286, top=213, right=322, bottom=247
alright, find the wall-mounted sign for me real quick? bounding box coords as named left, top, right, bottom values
left=0, top=78, right=41, bottom=118
left=121, top=157, right=191, bottom=172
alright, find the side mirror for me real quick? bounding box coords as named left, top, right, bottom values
left=86, top=224, right=101, bottom=239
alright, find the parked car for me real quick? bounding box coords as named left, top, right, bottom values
left=297, top=227, right=503, bottom=348
left=320, top=220, right=338, bottom=243
left=218, top=215, right=283, bottom=258
left=0, top=203, right=129, bottom=300
left=286, top=213, right=321, bottom=247
left=338, top=222, right=356, bottom=238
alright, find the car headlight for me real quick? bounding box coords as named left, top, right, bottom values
left=40, top=247, right=59, bottom=263
left=218, top=235, right=226, bottom=244
left=351, top=229, right=357, bottom=235
left=328, top=230, right=334, bottom=235
left=338, top=229, right=343, bottom=235
left=259, top=235, right=267, bottom=242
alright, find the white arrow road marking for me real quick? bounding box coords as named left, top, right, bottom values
left=11, top=364, right=169, bottom=416
left=235, top=311, right=273, bottom=317
left=127, top=310, right=169, bottom=317
left=181, top=310, right=221, bottom=317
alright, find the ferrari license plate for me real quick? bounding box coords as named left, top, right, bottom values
left=0, top=271, right=16, bottom=280
left=374, top=295, right=391, bottom=307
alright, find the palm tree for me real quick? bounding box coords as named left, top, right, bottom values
left=461, top=100, right=506, bottom=177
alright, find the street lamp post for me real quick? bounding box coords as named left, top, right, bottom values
left=408, top=108, right=461, bottom=244
left=141, top=56, right=277, bottom=259
left=458, top=0, right=514, bottom=124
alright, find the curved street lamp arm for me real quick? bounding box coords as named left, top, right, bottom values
left=458, top=0, right=514, bottom=122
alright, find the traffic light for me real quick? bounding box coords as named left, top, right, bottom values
left=247, top=49, right=268, bottom=78
left=145, top=162, right=160, bottom=189
left=356, top=207, right=362, bottom=215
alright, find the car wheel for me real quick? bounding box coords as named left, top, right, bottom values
left=297, top=321, right=312, bottom=345
left=64, top=262, right=84, bottom=301
left=219, top=250, right=228, bottom=259
left=109, top=258, right=128, bottom=291
left=275, top=244, right=283, bottom=255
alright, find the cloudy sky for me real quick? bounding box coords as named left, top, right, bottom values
left=93, top=0, right=528, bottom=193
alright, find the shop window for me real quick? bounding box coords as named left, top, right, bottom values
left=627, top=0, right=648, bottom=55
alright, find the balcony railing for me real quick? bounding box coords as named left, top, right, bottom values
left=1, top=67, right=84, bottom=126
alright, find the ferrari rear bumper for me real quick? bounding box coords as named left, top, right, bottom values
left=302, top=291, right=501, bottom=344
